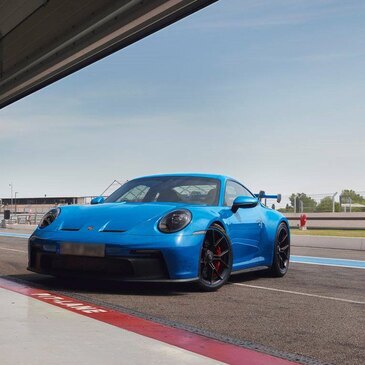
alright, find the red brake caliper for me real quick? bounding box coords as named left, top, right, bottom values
left=214, top=245, right=222, bottom=273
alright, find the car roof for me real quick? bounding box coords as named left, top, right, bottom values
left=133, top=173, right=236, bottom=183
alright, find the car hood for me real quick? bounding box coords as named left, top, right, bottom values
left=55, top=202, right=183, bottom=233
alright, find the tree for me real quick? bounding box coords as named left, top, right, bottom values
left=278, top=204, right=293, bottom=213
left=315, top=196, right=340, bottom=212
left=340, top=190, right=365, bottom=204
left=289, top=193, right=317, bottom=213
left=340, top=190, right=365, bottom=212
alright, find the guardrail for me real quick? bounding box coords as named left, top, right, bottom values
left=2, top=213, right=43, bottom=225
left=285, top=212, right=365, bottom=230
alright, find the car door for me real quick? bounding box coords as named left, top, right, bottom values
left=223, top=180, right=263, bottom=269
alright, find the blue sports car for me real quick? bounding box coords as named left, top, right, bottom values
left=28, top=174, right=290, bottom=291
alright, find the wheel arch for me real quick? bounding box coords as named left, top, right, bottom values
left=278, top=218, right=290, bottom=239
left=268, top=218, right=290, bottom=277
left=262, top=210, right=290, bottom=242
left=269, top=218, right=290, bottom=263
left=209, top=220, right=226, bottom=231
left=260, top=212, right=289, bottom=265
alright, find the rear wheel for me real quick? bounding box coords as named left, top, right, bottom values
left=197, top=224, right=232, bottom=291
left=269, top=222, right=290, bottom=277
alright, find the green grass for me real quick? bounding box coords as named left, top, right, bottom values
left=291, top=228, right=365, bottom=238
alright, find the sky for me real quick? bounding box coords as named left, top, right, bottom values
left=0, top=0, right=365, bottom=198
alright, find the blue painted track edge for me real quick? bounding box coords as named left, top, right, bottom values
left=0, top=231, right=31, bottom=238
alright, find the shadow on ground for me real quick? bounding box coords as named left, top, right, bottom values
left=2, top=269, right=268, bottom=297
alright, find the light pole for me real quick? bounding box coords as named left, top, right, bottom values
left=15, top=192, right=18, bottom=215
left=299, top=200, right=304, bottom=213
left=9, top=183, right=13, bottom=213
left=293, top=194, right=297, bottom=213
left=332, top=192, right=338, bottom=213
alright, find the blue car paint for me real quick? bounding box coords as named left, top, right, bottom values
left=29, top=174, right=289, bottom=280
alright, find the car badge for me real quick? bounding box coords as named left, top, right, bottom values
left=87, top=226, right=94, bottom=231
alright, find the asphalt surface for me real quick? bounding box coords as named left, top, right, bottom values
left=291, top=235, right=365, bottom=251
left=0, top=235, right=364, bottom=365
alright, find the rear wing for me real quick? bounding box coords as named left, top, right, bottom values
left=255, top=191, right=282, bottom=203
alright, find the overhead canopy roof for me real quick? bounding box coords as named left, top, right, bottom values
left=0, top=0, right=217, bottom=109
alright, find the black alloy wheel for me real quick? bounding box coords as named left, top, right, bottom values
left=198, top=224, right=232, bottom=291
left=269, top=222, right=290, bottom=277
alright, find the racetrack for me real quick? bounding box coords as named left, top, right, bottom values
left=0, top=233, right=364, bottom=365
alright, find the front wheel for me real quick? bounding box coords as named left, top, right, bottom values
left=269, top=222, right=290, bottom=277
left=197, top=224, right=232, bottom=291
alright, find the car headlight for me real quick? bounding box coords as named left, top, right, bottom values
left=158, top=209, right=192, bottom=233
left=39, top=208, right=61, bottom=229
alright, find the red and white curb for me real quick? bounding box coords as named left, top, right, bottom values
left=0, top=278, right=298, bottom=365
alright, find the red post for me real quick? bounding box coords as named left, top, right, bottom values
left=299, top=214, right=307, bottom=230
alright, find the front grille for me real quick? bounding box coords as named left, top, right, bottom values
left=41, top=254, right=133, bottom=276
left=29, top=245, right=169, bottom=280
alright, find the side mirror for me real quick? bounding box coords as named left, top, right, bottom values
left=232, top=196, right=258, bottom=213
left=91, top=196, right=105, bottom=205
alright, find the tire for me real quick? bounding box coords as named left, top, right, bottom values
left=197, top=224, right=233, bottom=291
left=269, top=222, right=290, bottom=277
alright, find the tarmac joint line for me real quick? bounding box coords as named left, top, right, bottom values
left=232, top=283, right=365, bottom=305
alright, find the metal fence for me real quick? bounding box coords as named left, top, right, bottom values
left=1, top=190, right=365, bottom=225
left=275, top=191, right=365, bottom=213
left=0, top=196, right=99, bottom=225
left=3, top=213, right=43, bottom=225
left=0, top=180, right=125, bottom=226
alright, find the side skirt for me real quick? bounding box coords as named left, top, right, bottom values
left=230, top=266, right=269, bottom=276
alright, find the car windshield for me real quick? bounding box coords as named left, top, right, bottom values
left=106, top=176, right=220, bottom=206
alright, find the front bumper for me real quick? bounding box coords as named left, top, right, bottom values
left=28, top=231, right=204, bottom=281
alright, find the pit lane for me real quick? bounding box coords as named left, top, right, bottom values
left=0, top=234, right=364, bottom=365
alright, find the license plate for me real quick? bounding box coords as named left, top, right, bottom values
left=60, top=243, right=105, bottom=257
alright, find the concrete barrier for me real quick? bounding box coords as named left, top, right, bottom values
left=291, top=235, right=365, bottom=251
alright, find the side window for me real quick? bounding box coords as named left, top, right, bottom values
left=224, top=181, right=251, bottom=206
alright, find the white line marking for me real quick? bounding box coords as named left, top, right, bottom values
left=292, top=234, right=364, bottom=240
left=232, top=283, right=365, bottom=305
left=0, top=247, right=27, bottom=253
